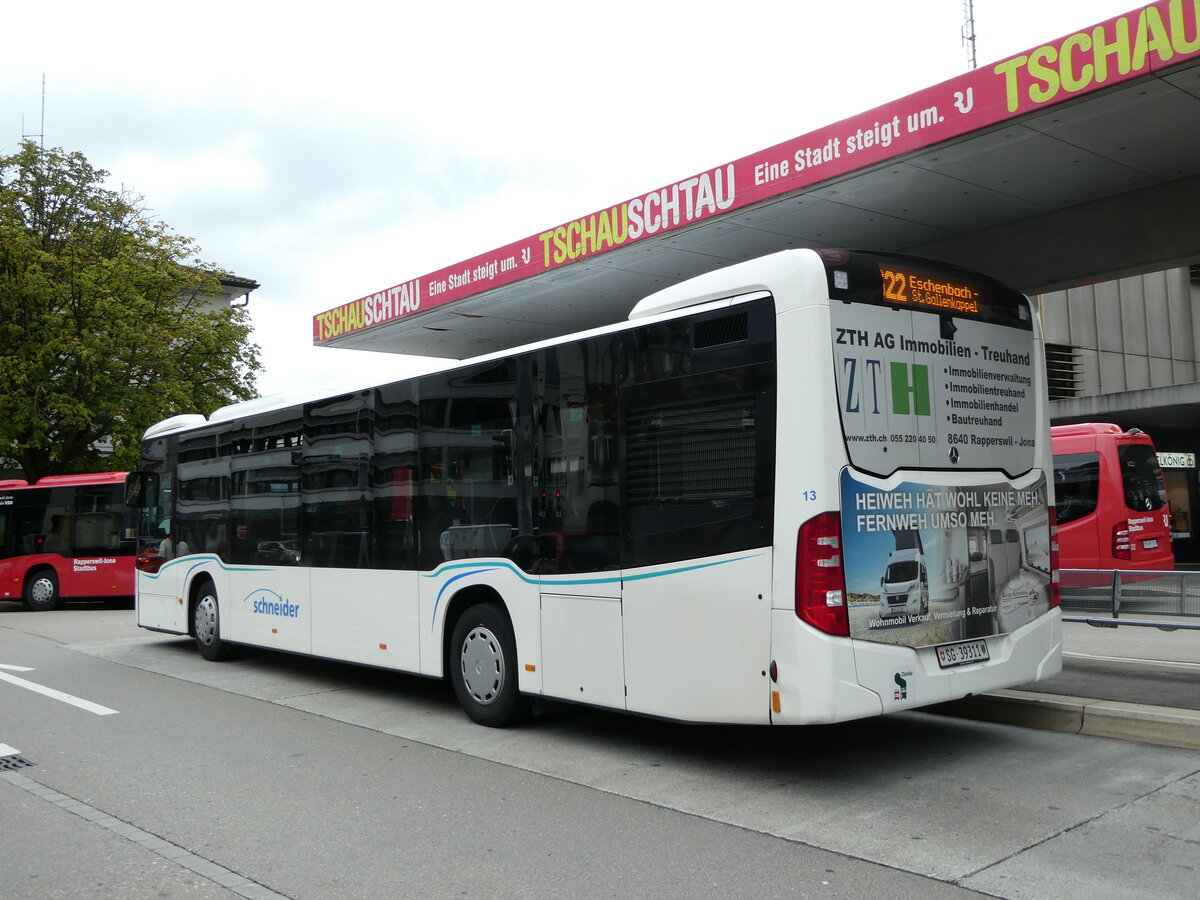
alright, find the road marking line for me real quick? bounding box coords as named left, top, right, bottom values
left=0, top=663, right=36, bottom=672
left=0, top=743, right=19, bottom=757
left=1064, top=651, right=1200, bottom=671
left=0, top=671, right=118, bottom=716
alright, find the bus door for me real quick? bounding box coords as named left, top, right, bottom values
left=72, top=482, right=137, bottom=596
left=301, top=394, right=410, bottom=668
left=226, top=430, right=308, bottom=653
left=532, top=341, right=625, bottom=710
left=17, top=488, right=75, bottom=595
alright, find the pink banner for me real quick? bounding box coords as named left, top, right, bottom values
left=314, top=1, right=1200, bottom=345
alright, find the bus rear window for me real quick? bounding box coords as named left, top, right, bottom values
left=1053, top=452, right=1099, bottom=525
left=1119, top=444, right=1167, bottom=512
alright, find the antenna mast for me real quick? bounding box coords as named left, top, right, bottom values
left=21, top=74, right=46, bottom=146
left=962, top=0, right=977, bottom=70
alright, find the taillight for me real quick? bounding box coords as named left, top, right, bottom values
left=1112, top=521, right=1132, bottom=560
left=796, top=512, right=848, bottom=636
left=1047, top=506, right=1060, bottom=608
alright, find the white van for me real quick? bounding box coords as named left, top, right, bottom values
left=878, top=547, right=929, bottom=618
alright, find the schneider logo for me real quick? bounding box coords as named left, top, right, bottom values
left=247, top=591, right=300, bottom=618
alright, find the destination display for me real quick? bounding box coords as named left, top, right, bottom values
left=879, top=265, right=983, bottom=317
left=840, top=469, right=1052, bottom=649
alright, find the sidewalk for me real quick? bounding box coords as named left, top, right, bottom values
left=933, top=617, right=1200, bottom=750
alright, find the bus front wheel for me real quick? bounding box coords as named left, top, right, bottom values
left=449, top=602, right=529, bottom=727
left=193, top=584, right=235, bottom=662
left=24, top=569, right=61, bottom=611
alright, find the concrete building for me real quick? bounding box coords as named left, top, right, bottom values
left=1038, top=266, right=1200, bottom=564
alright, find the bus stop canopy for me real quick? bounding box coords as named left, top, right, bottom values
left=313, top=1, right=1200, bottom=360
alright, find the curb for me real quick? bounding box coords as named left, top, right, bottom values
left=929, top=689, right=1200, bottom=751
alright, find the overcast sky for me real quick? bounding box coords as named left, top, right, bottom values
left=3, top=0, right=1142, bottom=402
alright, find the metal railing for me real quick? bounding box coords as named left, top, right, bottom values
left=1059, top=569, right=1200, bottom=630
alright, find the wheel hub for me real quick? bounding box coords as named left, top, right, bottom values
left=195, top=597, right=217, bottom=645
left=460, top=626, right=504, bottom=705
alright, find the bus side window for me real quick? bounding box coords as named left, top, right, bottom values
left=43, top=515, right=70, bottom=554
left=1052, top=453, right=1099, bottom=525
left=124, top=472, right=160, bottom=508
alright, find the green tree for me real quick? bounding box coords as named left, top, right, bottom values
left=0, top=141, right=261, bottom=480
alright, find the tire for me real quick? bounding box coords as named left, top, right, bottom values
left=193, top=583, right=235, bottom=661
left=24, top=569, right=61, bottom=611
left=449, top=602, right=529, bottom=727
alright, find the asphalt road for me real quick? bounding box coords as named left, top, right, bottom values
left=2, top=603, right=1199, bottom=899
left=1022, top=617, right=1200, bottom=710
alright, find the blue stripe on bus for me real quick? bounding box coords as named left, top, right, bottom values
left=422, top=552, right=765, bottom=631
left=141, top=554, right=274, bottom=581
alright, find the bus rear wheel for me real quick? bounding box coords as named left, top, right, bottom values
left=193, top=584, right=235, bottom=661
left=449, top=602, right=529, bottom=727
left=24, top=569, right=61, bottom=611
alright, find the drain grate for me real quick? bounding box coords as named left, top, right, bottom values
left=0, top=754, right=34, bottom=772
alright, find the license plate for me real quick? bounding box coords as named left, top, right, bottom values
left=936, top=639, right=990, bottom=669
left=1144, top=538, right=1158, bottom=549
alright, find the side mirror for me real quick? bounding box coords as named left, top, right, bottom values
left=125, top=472, right=160, bottom=507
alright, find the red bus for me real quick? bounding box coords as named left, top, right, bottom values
left=1050, top=424, right=1173, bottom=570
left=0, top=472, right=138, bottom=610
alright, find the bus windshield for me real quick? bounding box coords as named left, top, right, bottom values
left=1119, top=444, right=1167, bottom=511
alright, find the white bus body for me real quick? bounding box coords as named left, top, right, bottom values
left=129, top=249, right=1061, bottom=726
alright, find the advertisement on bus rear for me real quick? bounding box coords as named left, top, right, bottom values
left=840, top=469, right=1051, bottom=647
left=831, top=289, right=1038, bottom=479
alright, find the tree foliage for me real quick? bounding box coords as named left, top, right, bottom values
left=0, top=141, right=261, bottom=480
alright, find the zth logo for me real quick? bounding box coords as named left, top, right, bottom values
left=890, top=362, right=930, bottom=416
left=841, top=358, right=933, bottom=418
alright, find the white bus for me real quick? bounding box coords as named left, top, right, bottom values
left=126, top=249, right=1062, bottom=726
